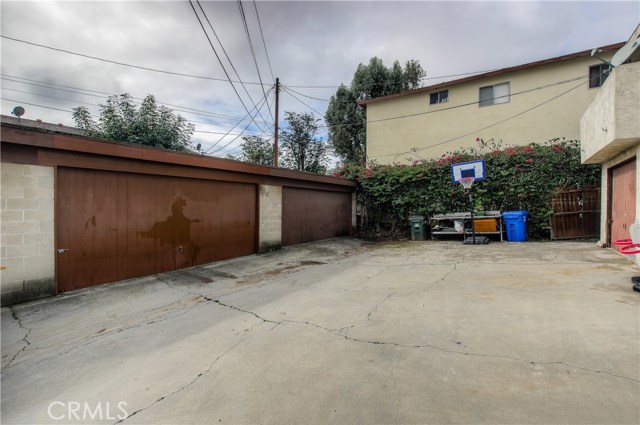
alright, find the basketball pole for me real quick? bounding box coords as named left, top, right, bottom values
left=467, top=187, right=476, bottom=243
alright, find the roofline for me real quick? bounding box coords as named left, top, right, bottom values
left=1, top=114, right=85, bottom=135
left=0, top=119, right=356, bottom=188
left=358, top=41, right=625, bottom=107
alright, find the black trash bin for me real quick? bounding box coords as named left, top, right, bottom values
left=409, top=215, right=426, bottom=240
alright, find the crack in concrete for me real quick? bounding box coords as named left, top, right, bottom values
left=367, top=292, right=396, bottom=321
left=336, top=324, right=358, bottom=335
left=23, top=292, right=202, bottom=357
left=210, top=298, right=640, bottom=384
left=5, top=306, right=32, bottom=368
left=114, top=338, right=249, bottom=424
left=433, top=263, right=457, bottom=285
left=210, top=299, right=279, bottom=324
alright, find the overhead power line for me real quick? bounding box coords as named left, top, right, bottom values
left=236, top=0, right=274, bottom=121
left=422, top=68, right=498, bottom=81
left=367, top=75, right=588, bottom=125
left=1, top=35, right=266, bottom=86
left=188, top=0, right=268, bottom=133
left=0, top=97, right=73, bottom=113
left=2, top=74, right=267, bottom=126
left=1, top=94, right=259, bottom=138
left=312, top=74, right=589, bottom=132
left=284, top=87, right=330, bottom=102
left=194, top=1, right=272, bottom=126
left=253, top=0, right=275, bottom=82
left=282, top=87, right=326, bottom=119
left=1, top=87, right=104, bottom=108
left=1, top=35, right=508, bottom=90
left=1, top=35, right=514, bottom=92
left=204, top=86, right=274, bottom=154
left=2, top=75, right=111, bottom=98
left=194, top=129, right=243, bottom=135
left=379, top=80, right=588, bottom=161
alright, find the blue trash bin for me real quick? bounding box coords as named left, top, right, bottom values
left=502, top=210, right=528, bottom=242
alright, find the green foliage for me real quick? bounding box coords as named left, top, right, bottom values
left=72, top=94, right=195, bottom=152
left=335, top=139, right=601, bottom=239
left=280, top=111, right=330, bottom=174
left=325, top=57, right=426, bottom=165
left=325, top=85, right=365, bottom=164
left=230, top=135, right=274, bottom=166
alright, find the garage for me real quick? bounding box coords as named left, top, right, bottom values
left=56, top=167, right=257, bottom=292
left=282, top=187, right=352, bottom=246
left=1, top=121, right=356, bottom=304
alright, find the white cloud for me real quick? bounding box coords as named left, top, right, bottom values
left=1, top=0, right=638, bottom=156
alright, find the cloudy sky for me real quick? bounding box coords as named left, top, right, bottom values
left=1, top=0, right=638, bottom=157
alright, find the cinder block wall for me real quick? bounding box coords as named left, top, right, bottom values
left=258, top=185, right=282, bottom=252
left=1, top=163, right=56, bottom=305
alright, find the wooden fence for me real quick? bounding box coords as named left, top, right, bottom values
left=550, top=186, right=600, bottom=240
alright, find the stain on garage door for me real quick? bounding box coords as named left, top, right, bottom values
left=56, top=168, right=256, bottom=292
left=282, top=187, right=351, bottom=247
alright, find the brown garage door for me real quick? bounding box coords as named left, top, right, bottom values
left=56, top=168, right=256, bottom=292
left=282, top=187, right=352, bottom=246
left=610, top=159, right=636, bottom=250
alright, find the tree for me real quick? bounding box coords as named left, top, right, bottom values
left=231, top=135, right=274, bottom=165
left=72, top=93, right=195, bottom=152
left=280, top=111, right=330, bottom=174
left=324, top=85, right=366, bottom=164
left=325, top=57, right=426, bottom=165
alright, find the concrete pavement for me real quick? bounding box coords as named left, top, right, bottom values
left=2, top=238, right=639, bottom=424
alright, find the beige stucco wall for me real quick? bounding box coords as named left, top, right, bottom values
left=581, top=62, right=640, bottom=164
left=367, top=53, right=616, bottom=164
left=580, top=60, right=640, bottom=264
left=258, top=184, right=282, bottom=252
left=1, top=162, right=56, bottom=305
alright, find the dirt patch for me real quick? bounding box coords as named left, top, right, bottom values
left=235, top=264, right=301, bottom=287
left=234, top=261, right=328, bottom=287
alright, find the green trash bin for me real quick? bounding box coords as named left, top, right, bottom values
left=409, top=215, right=426, bottom=241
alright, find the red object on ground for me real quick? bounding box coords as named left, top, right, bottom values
left=614, top=239, right=633, bottom=246
left=620, top=244, right=640, bottom=255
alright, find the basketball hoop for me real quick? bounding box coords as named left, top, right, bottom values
left=459, top=177, right=475, bottom=190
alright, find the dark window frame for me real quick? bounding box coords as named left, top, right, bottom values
left=429, top=90, right=449, bottom=105
left=589, top=64, right=611, bottom=88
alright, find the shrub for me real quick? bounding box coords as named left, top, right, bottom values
left=336, top=139, right=600, bottom=239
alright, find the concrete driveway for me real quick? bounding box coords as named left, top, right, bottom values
left=2, top=238, right=639, bottom=424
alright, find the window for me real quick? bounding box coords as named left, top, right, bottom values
left=479, top=82, right=510, bottom=107
left=429, top=90, right=448, bottom=105
left=589, top=64, right=611, bottom=88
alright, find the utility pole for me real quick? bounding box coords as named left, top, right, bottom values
left=274, top=77, right=279, bottom=167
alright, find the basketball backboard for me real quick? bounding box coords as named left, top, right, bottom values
left=451, top=160, right=486, bottom=183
